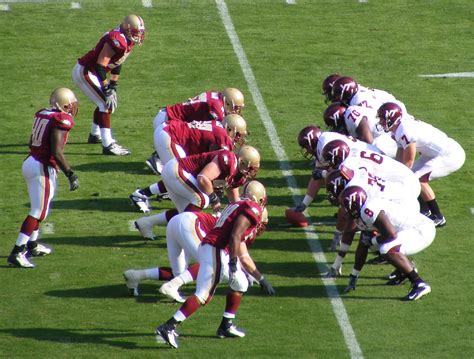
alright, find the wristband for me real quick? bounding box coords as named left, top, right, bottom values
left=110, top=65, right=122, bottom=75
left=209, top=192, right=219, bottom=204
left=302, top=195, right=314, bottom=207
left=109, top=80, right=118, bottom=90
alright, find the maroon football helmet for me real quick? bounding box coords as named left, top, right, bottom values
left=377, top=102, right=403, bottom=132
left=322, top=139, right=351, bottom=168
left=325, top=169, right=347, bottom=206
left=340, top=185, right=368, bottom=218
left=297, top=126, right=322, bottom=160
left=331, top=76, right=359, bottom=105
left=323, top=102, right=347, bottom=133
left=322, top=73, right=341, bottom=103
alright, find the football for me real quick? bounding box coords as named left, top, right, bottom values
left=285, top=208, right=309, bottom=227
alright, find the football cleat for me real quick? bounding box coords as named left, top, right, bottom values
left=158, top=282, right=185, bottom=303
left=322, top=266, right=342, bottom=278
left=155, top=324, right=179, bottom=349
left=401, top=282, right=431, bottom=301
left=129, top=190, right=151, bottom=213
left=87, top=133, right=102, bottom=144
left=428, top=214, right=446, bottom=228
left=216, top=323, right=246, bottom=338
left=7, top=252, right=35, bottom=268
left=145, top=152, right=163, bottom=175
left=102, top=142, right=131, bottom=156
left=134, top=217, right=156, bottom=240
left=123, top=269, right=140, bottom=297
left=27, top=242, right=52, bottom=257
left=155, top=192, right=170, bottom=202
left=285, top=207, right=308, bottom=227
left=386, top=269, right=407, bottom=285
left=366, top=254, right=388, bottom=265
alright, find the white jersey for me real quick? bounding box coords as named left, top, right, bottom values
left=355, top=199, right=435, bottom=256
left=315, top=132, right=381, bottom=168
left=341, top=149, right=420, bottom=198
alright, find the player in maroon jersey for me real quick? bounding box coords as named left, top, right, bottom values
left=7, top=88, right=80, bottom=268
left=72, top=14, right=145, bottom=156
left=146, top=88, right=245, bottom=173
left=130, top=118, right=246, bottom=213
left=155, top=181, right=275, bottom=349
left=132, top=145, right=260, bottom=241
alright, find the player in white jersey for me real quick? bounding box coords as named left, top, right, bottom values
left=377, top=102, right=466, bottom=227
left=324, top=147, right=421, bottom=275
left=339, top=185, right=435, bottom=301
left=323, top=102, right=397, bottom=158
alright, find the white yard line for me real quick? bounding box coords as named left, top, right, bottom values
left=419, top=72, right=474, bottom=78
left=42, top=222, right=55, bottom=234
left=71, top=2, right=80, bottom=9
left=142, top=0, right=153, bottom=8
left=215, top=1, right=363, bottom=358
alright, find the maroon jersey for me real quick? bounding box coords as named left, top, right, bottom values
left=194, top=212, right=218, bottom=241
left=78, top=27, right=134, bottom=71
left=166, top=91, right=225, bottom=123
left=202, top=200, right=262, bottom=250
left=178, top=150, right=238, bottom=186
left=29, top=109, right=74, bottom=168
left=165, top=120, right=232, bottom=154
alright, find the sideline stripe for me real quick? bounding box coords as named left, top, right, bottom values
left=215, top=1, right=363, bottom=358
left=419, top=72, right=474, bottom=78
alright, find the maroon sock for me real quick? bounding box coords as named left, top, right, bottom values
left=179, top=295, right=202, bottom=318
left=224, top=291, right=242, bottom=315
left=20, top=215, right=39, bottom=237
left=158, top=267, right=173, bottom=281
left=187, top=263, right=200, bottom=280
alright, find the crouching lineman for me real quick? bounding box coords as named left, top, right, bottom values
left=155, top=181, right=274, bottom=349
left=8, top=88, right=80, bottom=268
left=339, top=185, right=435, bottom=301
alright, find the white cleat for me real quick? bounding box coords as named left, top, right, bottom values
left=8, top=252, right=35, bottom=268
left=322, top=266, right=342, bottom=278
left=102, top=142, right=131, bottom=156
left=145, top=152, right=163, bottom=175
left=159, top=282, right=186, bottom=303
left=129, top=190, right=151, bottom=213
left=123, top=270, right=140, bottom=297
left=29, top=243, right=52, bottom=257
left=134, top=217, right=156, bottom=241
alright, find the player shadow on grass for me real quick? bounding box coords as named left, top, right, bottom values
left=73, top=161, right=154, bottom=175
left=48, top=235, right=167, bottom=248
left=44, top=197, right=141, bottom=213
left=0, top=327, right=159, bottom=350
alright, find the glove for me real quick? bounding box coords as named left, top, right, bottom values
left=343, top=274, right=358, bottom=294
left=294, top=203, right=307, bottom=212
left=259, top=276, right=275, bottom=295
left=360, top=231, right=378, bottom=248
left=104, top=83, right=118, bottom=113
left=209, top=192, right=221, bottom=213
left=312, top=169, right=327, bottom=180
left=66, top=171, right=79, bottom=191
left=228, top=257, right=239, bottom=289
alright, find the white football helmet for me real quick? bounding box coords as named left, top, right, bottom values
left=222, top=114, right=247, bottom=147
left=50, top=88, right=78, bottom=116
left=222, top=88, right=244, bottom=115
left=121, top=15, right=145, bottom=45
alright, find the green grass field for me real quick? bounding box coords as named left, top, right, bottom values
left=1, top=1, right=473, bottom=358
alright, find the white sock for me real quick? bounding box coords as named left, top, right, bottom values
left=101, top=128, right=114, bottom=147
left=223, top=312, right=236, bottom=319
left=90, top=123, right=100, bottom=136
left=144, top=268, right=160, bottom=280
left=29, top=230, right=39, bottom=242
left=333, top=255, right=344, bottom=269
left=147, top=212, right=169, bottom=226
left=351, top=269, right=360, bottom=277
left=15, top=233, right=30, bottom=247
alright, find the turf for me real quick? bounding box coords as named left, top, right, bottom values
left=0, top=1, right=473, bottom=358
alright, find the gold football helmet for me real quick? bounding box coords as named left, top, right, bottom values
left=121, top=15, right=145, bottom=45
left=243, top=180, right=267, bottom=209
left=222, top=114, right=247, bottom=147
left=237, top=145, right=260, bottom=179
left=222, top=88, right=244, bottom=115
left=50, top=88, right=78, bottom=117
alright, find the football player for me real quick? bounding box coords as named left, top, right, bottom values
left=8, top=88, right=80, bottom=268
left=132, top=145, right=261, bottom=240
left=146, top=89, right=245, bottom=174
left=377, top=102, right=466, bottom=227
left=129, top=116, right=247, bottom=213
left=339, top=185, right=435, bottom=301
left=155, top=181, right=274, bottom=349
left=323, top=102, right=397, bottom=158
left=124, top=208, right=268, bottom=302
left=72, top=14, right=145, bottom=155
left=324, top=145, right=421, bottom=277
left=291, top=126, right=380, bottom=251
